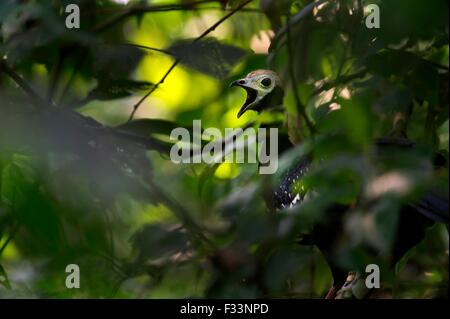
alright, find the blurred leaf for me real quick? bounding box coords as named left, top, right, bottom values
left=264, top=248, right=306, bottom=292
left=198, top=163, right=220, bottom=197
left=404, top=61, right=439, bottom=105
left=0, top=3, right=64, bottom=64
left=365, top=50, right=420, bottom=78
left=1, top=163, right=32, bottom=207
left=167, top=38, right=247, bottom=79
left=374, top=87, right=413, bottom=114
left=91, top=44, right=144, bottom=81
left=84, top=79, right=154, bottom=102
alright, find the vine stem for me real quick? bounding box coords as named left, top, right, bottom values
left=285, top=14, right=316, bottom=134
left=0, top=59, right=53, bottom=109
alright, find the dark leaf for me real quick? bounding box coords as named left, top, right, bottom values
left=0, top=264, right=11, bottom=289
left=131, top=224, right=190, bottom=262
left=167, top=38, right=247, bottom=79
left=91, top=44, right=144, bottom=81
left=198, top=163, right=220, bottom=196
left=117, top=118, right=197, bottom=139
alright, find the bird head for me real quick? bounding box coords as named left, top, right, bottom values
left=231, top=69, right=284, bottom=118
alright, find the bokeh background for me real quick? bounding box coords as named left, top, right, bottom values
left=0, top=0, right=448, bottom=298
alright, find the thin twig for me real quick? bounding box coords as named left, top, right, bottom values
left=193, top=0, right=254, bottom=43
left=47, top=49, right=65, bottom=103
left=81, top=5, right=261, bottom=18
left=1, top=41, right=213, bottom=254
left=58, top=51, right=86, bottom=106
left=144, top=178, right=214, bottom=247
left=386, top=47, right=450, bottom=72
left=270, top=0, right=330, bottom=53
left=285, top=15, right=315, bottom=134
left=427, top=60, right=450, bottom=71
left=1, top=58, right=172, bottom=155
left=89, top=248, right=126, bottom=277
left=127, top=0, right=254, bottom=122
left=120, top=42, right=175, bottom=56
left=58, top=1, right=216, bottom=107
left=64, top=42, right=172, bottom=109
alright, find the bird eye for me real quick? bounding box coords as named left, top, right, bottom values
left=261, top=78, right=272, bottom=87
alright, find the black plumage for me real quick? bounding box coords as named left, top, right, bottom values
left=271, top=137, right=449, bottom=298
left=273, top=156, right=310, bottom=209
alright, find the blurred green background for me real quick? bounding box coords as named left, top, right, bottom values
left=0, top=0, right=448, bottom=298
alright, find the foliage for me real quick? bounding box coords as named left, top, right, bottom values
left=0, top=0, right=448, bottom=298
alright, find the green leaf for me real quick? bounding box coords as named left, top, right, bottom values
left=377, top=0, right=448, bottom=44
left=374, top=87, right=413, bottom=114
left=117, top=119, right=192, bottom=138
left=264, top=248, right=306, bottom=292
left=0, top=3, right=63, bottom=64
left=1, top=163, right=32, bottom=207
left=365, top=50, right=421, bottom=78
left=0, top=0, right=19, bottom=24
left=0, top=264, right=11, bottom=289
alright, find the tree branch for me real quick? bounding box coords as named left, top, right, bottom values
left=57, top=51, right=86, bottom=106
left=0, top=223, right=20, bottom=257
left=83, top=4, right=261, bottom=19
left=0, top=59, right=53, bottom=110
left=1, top=56, right=213, bottom=251
left=120, top=42, right=175, bottom=56
left=0, top=59, right=170, bottom=154
left=144, top=178, right=215, bottom=248
left=127, top=60, right=180, bottom=122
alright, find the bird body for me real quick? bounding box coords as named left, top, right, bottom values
left=231, top=69, right=449, bottom=298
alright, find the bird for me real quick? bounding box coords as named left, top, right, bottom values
left=231, top=69, right=285, bottom=119
left=230, top=69, right=449, bottom=298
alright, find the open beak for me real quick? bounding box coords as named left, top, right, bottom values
left=230, top=79, right=258, bottom=118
